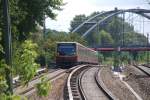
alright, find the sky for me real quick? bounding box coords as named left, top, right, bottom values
left=46, top=0, right=150, bottom=33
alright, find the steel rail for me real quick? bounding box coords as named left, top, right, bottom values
left=14, top=69, right=66, bottom=95
left=78, top=66, right=117, bottom=100
left=95, top=67, right=119, bottom=100
left=67, top=65, right=89, bottom=100
left=78, top=68, right=91, bottom=100
left=13, top=68, right=60, bottom=88
left=133, top=65, right=150, bottom=76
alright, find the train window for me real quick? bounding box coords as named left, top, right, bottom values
left=58, top=44, right=76, bottom=56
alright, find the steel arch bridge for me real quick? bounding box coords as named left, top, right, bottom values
left=72, top=8, right=150, bottom=37
left=71, top=8, right=150, bottom=51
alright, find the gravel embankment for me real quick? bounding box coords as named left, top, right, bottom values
left=100, top=67, right=137, bottom=100
left=124, top=65, right=150, bottom=100
left=27, top=74, right=68, bottom=100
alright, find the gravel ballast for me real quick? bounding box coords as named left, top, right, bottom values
left=100, top=67, right=137, bottom=100
left=27, top=74, right=68, bottom=100
left=124, top=65, right=150, bottom=100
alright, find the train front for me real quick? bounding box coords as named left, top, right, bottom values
left=56, top=42, right=77, bottom=68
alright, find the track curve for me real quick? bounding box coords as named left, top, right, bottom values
left=80, top=67, right=109, bottom=100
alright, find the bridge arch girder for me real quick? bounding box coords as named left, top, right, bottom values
left=82, top=9, right=150, bottom=37
left=71, top=8, right=150, bottom=37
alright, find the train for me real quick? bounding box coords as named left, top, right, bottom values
left=56, top=42, right=99, bottom=68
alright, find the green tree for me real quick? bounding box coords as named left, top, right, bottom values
left=0, top=31, right=8, bottom=95
left=124, top=32, right=147, bottom=46
left=69, top=13, right=103, bottom=46
left=0, top=0, right=64, bottom=41
left=107, top=16, right=134, bottom=40
left=69, top=12, right=138, bottom=47
left=68, top=33, right=87, bottom=45
left=97, top=52, right=104, bottom=62
left=70, top=14, right=87, bottom=35
left=0, top=0, right=64, bottom=98
left=12, top=40, right=39, bottom=85
left=98, top=30, right=114, bottom=45
left=36, top=77, right=51, bottom=97
left=120, top=52, right=131, bottom=64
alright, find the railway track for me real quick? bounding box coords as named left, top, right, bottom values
left=13, top=68, right=60, bottom=88
left=14, top=68, right=67, bottom=96
left=80, top=67, right=109, bottom=100
left=66, top=65, right=116, bottom=100
left=65, top=65, right=88, bottom=100
left=142, top=64, right=150, bottom=68
left=133, top=65, right=150, bottom=76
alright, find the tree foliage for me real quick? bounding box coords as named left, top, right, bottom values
left=12, top=40, right=39, bottom=85
left=36, top=77, right=51, bottom=97
left=70, top=14, right=88, bottom=35
left=124, top=32, right=147, bottom=45
left=0, top=94, right=23, bottom=100
left=96, top=30, right=114, bottom=46
left=0, top=32, right=8, bottom=95
left=69, top=12, right=146, bottom=47
left=120, top=52, right=132, bottom=64
left=0, top=0, right=63, bottom=41
left=0, top=32, right=3, bottom=53
left=0, top=60, right=8, bottom=95
left=0, top=0, right=64, bottom=98
left=97, top=52, right=104, bottom=62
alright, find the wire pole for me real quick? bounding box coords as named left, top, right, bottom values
left=113, top=7, right=121, bottom=72
left=147, top=33, right=149, bottom=65
left=122, top=12, right=125, bottom=46
left=43, top=15, right=47, bottom=68
left=2, top=0, right=13, bottom=94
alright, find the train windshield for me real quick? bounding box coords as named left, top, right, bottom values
left=58, top=44, right=76, bottom=56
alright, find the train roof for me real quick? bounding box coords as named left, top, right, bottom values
left=56, top=42, right=78, bottom=44
left=57, top=42, right=97, bottom=53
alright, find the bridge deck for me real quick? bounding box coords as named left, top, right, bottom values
left=92, top=47, right=150, bottom=51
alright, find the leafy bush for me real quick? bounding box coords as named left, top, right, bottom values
left=0, top=32, right=8, bottom=95
left=36, top=77, right=51, bottom=97
left=12, top=40, right=39, bottom=85
left=97, top=52, right=104, bottom=62
left=0, top=60, right=8, bottom=95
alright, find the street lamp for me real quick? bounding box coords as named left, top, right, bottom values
left=2, top=0, right=13, bottom=93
